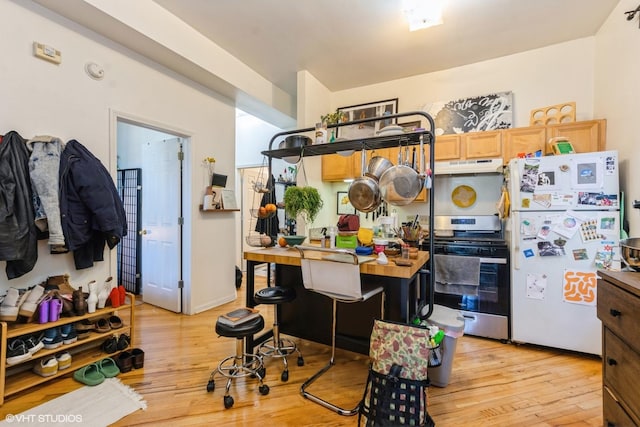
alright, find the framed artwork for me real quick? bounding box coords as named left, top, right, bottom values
left=422, top=91, right=513, bottom=135
left=337, top=98, right=398, bottom=139
left=337, top=191, right=356, bottom=215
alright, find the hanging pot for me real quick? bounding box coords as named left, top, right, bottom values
left=348, top=150, right=382, bottom=213
left=379, top=141, right=425, bottom=206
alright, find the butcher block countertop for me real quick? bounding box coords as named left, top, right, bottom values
left=598, top=270, right=640, bottom=297
left=244, top=246, right=429, bottom=279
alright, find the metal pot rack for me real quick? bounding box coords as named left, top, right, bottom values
left=262, top=110, right=437, bottom=319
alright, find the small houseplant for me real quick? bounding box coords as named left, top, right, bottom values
left=283, top=186, right=323, bottom=225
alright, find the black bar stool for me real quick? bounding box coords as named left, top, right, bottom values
left=254, top=286, right=304, bottom=381
left=207, top=315, right=269, bottom=409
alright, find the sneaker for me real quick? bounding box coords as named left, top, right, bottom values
left=24, top=334, right=44, bottom=355
left=55, top=352, right=72, bottom=370
left=18, top=284, right=46, bottom=319
left=6, top=339, right=31, bottom=365
left=43, top=327, right=63, bottom=350
left=60, top=324, right=78, bottom=345
left=0, top=288, right=27, bottom=322
left=33, top=357, right=58, bottom=377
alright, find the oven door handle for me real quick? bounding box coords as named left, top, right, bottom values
left=478, top=257, right=507, bottom=265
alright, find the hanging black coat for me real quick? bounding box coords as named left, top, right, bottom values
left=59, top=139, right=127, bottom=269
left=0, top=131, right=38, bottom=279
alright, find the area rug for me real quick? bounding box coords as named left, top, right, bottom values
left=0, top=378, right=146, bottom=427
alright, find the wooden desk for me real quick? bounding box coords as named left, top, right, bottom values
left=244, top=247, right=430, bottom=354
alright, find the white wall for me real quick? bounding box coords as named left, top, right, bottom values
left=0, top=1, right=237, bottom=314
left=595, top=0, right=640, bottom=236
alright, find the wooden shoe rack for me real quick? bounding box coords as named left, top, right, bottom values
left=0, top=293, right=135, bottom=405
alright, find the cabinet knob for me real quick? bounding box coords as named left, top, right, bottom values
left=607, top=422, right=616, bottom=427
left=609, top=308, right=621, bottom=317
left=607, top=357, right=618, bottom=366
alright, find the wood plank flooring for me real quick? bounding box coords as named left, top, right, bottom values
left=0, top=277, right=603, bottom=426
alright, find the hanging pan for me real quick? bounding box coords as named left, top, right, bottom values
left=348, top=150, right=385, bottom=213
left=378, top=140, right=425, bottom=206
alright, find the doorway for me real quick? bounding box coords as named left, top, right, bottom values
left=116, top=117, right=185, bottom=313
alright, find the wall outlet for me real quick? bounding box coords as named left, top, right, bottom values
left=33, top=42, right=61, bottom=64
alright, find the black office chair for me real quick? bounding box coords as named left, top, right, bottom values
left=207, top=315, right=269, bottom=409
left=296, top=245, right=385, bottom=416
left=254, top=286, right=304, bottom=381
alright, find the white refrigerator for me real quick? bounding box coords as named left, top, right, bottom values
left=507, top=150, right=620, bottom=355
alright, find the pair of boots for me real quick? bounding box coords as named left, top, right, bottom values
left=86, top=277, right=126, bottom=314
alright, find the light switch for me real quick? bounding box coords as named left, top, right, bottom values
left=33, top=42, right=61, bottom=64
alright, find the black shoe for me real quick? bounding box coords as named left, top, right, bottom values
left=117, top=334, right=130, bottom=351
left=101, top=336, right=118, bottom=353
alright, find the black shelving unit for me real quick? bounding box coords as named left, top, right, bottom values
left=262, top=110, right=437, bottom=318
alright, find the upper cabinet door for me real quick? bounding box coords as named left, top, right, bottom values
left=321, top=152, right=359, bottom=181
left=546, top=119, right=606, bottom=154
left=432, top=134, right=461, bottom=161
left=463, top=130, right=502, bottom=159
left=502, top=126, right=547, bottom=164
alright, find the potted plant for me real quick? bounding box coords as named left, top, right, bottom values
left=283, top=186, right=323, bottom=225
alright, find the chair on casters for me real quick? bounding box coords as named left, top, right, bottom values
left=207, top=315, right=270, bottom=409
left=254, top=286, right=304, bottom=382
left=296, top=245, right=385, bottom=416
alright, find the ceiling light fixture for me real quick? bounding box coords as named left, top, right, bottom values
left=402, top=0, right=446, bottom=31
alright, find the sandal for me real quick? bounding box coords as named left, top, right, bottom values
left=108, top=315, right=123, bottom=329
left=73, top=364, right=105, bottom=386
left=117, top=334, right=130, bottom=351
left=101, top=336, right=118, bottom=353
left=95, top=318, right=111, bottom=333
left=97, top=357, right=120, bottom=378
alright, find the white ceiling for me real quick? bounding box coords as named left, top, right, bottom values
left=153, top=0, right=620, bottom=98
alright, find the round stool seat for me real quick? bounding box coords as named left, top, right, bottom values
left=254, top=286, right=296, bottom=305
left=215, top=315, right=264, bottom=337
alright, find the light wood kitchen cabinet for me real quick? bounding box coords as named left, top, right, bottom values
left=432, top=134, right=461, bottom=160
left=597, top=271, right=640, bottom=426
left=501, top=126, right=547, bottom=164
left=462, top=130, right=502, bottom=159
left=546, top=119, right=606, bottom=155
left=321, top=152, right=359, bottom=181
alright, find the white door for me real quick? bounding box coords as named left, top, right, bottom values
left=141, top=137, right=182, bottom=312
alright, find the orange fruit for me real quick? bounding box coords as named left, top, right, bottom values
left=265, top=203, right=277, bottom=213
left=258, top=207, right=267, bottom=218
left=278, top=237, right=287, bottom=247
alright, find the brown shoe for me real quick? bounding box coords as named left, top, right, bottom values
left=116, top=351, right=133, bottom=373
left=73, top=287, right=86, bottom=316
left=95, top=318, right=111, bottom=333
left=131, top=348, right=145, bottom=369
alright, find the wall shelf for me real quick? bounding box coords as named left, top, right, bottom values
left=199, top=206, right=240, bottom=212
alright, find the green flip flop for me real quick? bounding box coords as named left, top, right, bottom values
left=73, top=363, right=106, bottom=386
left=97, top=357, right=120, bottom=378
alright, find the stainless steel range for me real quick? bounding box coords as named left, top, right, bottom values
left=422, top=215, right=510, bottom=341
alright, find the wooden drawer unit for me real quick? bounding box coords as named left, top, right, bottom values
left=604, top=387, right=639, bottom=427
left=602, top=329, right=640, bottom=424
left=598, top=271, right=640, bottom=425
left=597, top=276, right=640, bottom=354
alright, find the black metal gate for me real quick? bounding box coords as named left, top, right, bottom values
left=117, top=168, right=142, bottom=295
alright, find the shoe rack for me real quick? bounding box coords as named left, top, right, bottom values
left=0, top=293, right=135, bottom=405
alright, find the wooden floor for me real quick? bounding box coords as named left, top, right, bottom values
left=0, top=277, right=604, bottom=426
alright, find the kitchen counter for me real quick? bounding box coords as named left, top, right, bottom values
left=243, top=246, right=430, bottom=355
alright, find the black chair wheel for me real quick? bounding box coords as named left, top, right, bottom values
left=297, top=356, right=304, bottom=366
left=259, top=384, right=270, bottom=395
left=206, top=379, right=215, bottom=392
left=224, top=395, right=234, bottom=409
left=281, top=370, right=289, bottom=382
left=257, top=367, right=266, bottom=378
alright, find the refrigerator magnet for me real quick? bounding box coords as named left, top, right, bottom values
left=523, top=248, right=535, bottom=258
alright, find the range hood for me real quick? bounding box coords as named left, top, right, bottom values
left=434, top=158, right=503, bottom=175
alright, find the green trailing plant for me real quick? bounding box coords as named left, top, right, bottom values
left=283, top=186, right=323, bottom=224
left=321, top=109, right=347, bottom=125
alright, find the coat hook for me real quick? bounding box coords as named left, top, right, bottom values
left=625, top=4, right=640, bottom=28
